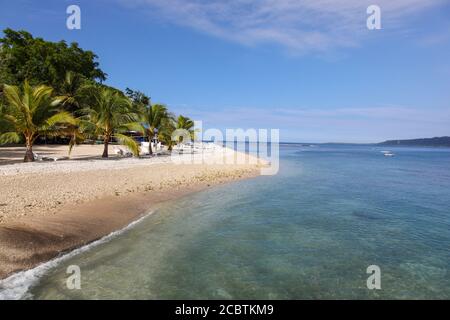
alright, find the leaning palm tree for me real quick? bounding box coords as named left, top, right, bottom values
left=0, top=82, right=75, bottom=162
left=80, top=86, right=142, bottom=158
left=141, top=103, right=172, bottom=154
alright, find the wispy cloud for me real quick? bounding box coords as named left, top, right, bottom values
left=117, top=0, right=444, bottom=53
left=170, top=105, right=450, bottom=142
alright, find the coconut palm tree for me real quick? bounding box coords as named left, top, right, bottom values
left=158, top=117, right=176, bottom=151
left=0, top=81, right=76, bottom=161
left=56, top=71, right=87, bottom=113
left=56, top=71, right=90, bottom=155
left=80, top=86, right=142, bottom=158
left=141, top=103, right=172, bottom=154
left=176, top=115, right=195, bottom=143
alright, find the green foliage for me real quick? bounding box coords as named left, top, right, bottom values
left=141, top=103, right=172, bottom=138
left=126, top=87, right=173, bottom=154
left=80, top=86, right=143, bottom=157
left=0, top=28, right=106, bottom=92
left=0, top=81, right=76, bottom=161
left=125, top=88, right=151, bottom=107
left=176, top=115, right=195, bottom=140
left=0, top=29, right=197, bottom=158
left=56, top=71, right=90, bottom=113
left=158, top=117, right=177, bottom=151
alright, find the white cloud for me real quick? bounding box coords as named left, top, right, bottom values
left=117, top=0, right=444, bottom=53
left=170, top=105, right=450, bottom=142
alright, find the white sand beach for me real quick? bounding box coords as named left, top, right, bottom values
left=0, top=144, right=265, bottom=279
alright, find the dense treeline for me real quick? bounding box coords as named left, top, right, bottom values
left=0, top=29, right=194, bottom=161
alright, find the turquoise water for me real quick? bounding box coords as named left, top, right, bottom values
left=29, top=145, right=450, bottom=299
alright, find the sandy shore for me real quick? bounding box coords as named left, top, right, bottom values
left=0, top=144, right=264, bottom=280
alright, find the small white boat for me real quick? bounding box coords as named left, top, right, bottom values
left=381, top=150, right=395, bottom=157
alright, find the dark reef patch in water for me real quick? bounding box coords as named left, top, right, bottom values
left=352, top=210, right=384, bottom=220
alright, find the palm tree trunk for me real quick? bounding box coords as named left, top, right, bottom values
left=24, top=137, right=34, bottom=162
left=102, top=136, right=109, bottom=158
left=148, top=128, right=153, bottom=155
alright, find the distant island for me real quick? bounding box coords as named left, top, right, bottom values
left=378, top=136, right=450, bottom=147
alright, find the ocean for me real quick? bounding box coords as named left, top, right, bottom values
left=18, top=144, right=450, bottom=299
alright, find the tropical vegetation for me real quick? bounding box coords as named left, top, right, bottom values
left=141, top=103, right=172, bottom=154
left=0, top=82, right=76, bottom=161
left=79, top=86, right=142, bottom=158
left=0, top=28, right=195, bottom=161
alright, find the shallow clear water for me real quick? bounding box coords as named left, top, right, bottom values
left=29, top=145, right=450, bottom=299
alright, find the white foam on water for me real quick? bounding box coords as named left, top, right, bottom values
left=0, top=211, right=153, bottom=300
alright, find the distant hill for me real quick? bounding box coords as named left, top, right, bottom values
left=378, top=136, right=450, bottom=147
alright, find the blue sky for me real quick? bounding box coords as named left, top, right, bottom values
left=1, top=0, right=449, bottom=143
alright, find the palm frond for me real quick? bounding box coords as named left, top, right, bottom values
left=31, top=85, right=53, bottom=113
left=114, top=133, right=140, bottom=156
left=0, top=132, right=21, bottom=144
left=3, top=84, right=25, bottom=113
left=45, top=111, right=77, bottom=127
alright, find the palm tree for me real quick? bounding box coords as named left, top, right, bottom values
left=56, top=71, right=89, bottom=155
left=176, top=115, right=195, bottom=143
left=56, top=71, right=86, bottom=113
left=141, top=103, right=172, bottom=154
left=158, top=117, right=176, bottom=151
left=80, top=86, right=142, bottom=158
left=0, top=81, right=76, bottom=161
